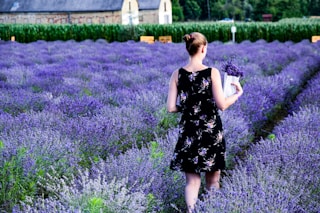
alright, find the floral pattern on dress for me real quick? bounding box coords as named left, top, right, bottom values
left=170, top=68, right=226, bottom=173
left=199, top=77, right=211, bottom=94
left=180, top=91, right=187, bottom=102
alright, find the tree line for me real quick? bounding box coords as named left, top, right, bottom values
left=172, top=0, right=320, bottom=22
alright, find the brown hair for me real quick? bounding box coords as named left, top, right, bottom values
left=183, top=32, right=207, bottom=56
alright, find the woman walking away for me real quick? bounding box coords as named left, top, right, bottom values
left=167, top=32, right=243, bottom=212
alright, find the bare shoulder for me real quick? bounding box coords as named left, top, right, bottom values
left=210, top=67, right=221, bottom=78
left=170, top=68, right=180, bottom=82
left=173, top=68, right=180, bottom=75
left=171, top=68, right=179, bottom=77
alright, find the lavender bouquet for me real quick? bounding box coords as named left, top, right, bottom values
left=221, top=59, right=244, bottom=97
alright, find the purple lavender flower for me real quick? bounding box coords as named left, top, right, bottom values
left=221, top=59, right=244, bottom=77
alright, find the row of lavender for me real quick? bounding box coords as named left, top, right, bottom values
left=0, top=39, right=319, bottom=212
left=1, top=40, right=184, bottom=212
left=196, top=71, right=320, bottom=212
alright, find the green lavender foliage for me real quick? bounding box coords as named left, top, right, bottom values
left=0, top=142, right=37, bottom=210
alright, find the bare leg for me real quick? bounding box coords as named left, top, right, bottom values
left=205, top=170, right=221, bottom=192
left=185, top=172, right=201, bottom=213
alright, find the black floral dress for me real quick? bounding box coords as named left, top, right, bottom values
left=170, top=67, right=226, bottom=173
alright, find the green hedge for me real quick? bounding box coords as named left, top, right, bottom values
left=0, top=21, right=319, bottom=43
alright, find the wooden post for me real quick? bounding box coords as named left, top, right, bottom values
left=158, top=36, right=172, bottom=43
left=311, top=36, right=320, bottom=43
left=140, top=36, right=155, bottom=44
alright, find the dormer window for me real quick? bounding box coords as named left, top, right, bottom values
left=10, top=2, right=20, bottom=11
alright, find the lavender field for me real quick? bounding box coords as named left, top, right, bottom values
left=0, top=38, right=320, bottom=212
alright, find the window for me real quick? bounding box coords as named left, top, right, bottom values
left=87, top=18, right=92, bottom=24
left=99, top=17, right=105, bottom=23
left=36, top=18, right=41, bottom=23
left=129, top=1, right=131, bottom=11
left=139, top=15, right=143, bottom=22
left=164, top=2, right=167, bottom=12
left=24, top=18, right=28, bottom=23
left=49, top=18, right=54, bottom=23
left=164, top=15, right=169, bottom=24
left=11, top=18, right=16, bottom=23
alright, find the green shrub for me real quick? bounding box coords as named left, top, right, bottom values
left=1, top=19, right=319, bottom=43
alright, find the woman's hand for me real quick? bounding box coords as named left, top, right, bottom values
left=231, top=82, right=243, bottom=97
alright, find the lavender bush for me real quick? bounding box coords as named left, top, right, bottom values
left=13, top=169, right=150, bottom=213
left=232, top=55, right=320, bottom=131
left=290, top=71, right=320, bottom=112
left=194, top=96, right=320, bottom=212
left=195, top=162, right=306, bottom=213
left=243, top=106, right=320, bottom=211
left=89, top=130, right=186, bottom=212
left=219, top=109, right=253, bottom=168
left=0, top=38, right=319, bottom=212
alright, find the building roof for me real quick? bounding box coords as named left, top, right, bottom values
left=0, top=0, right=124, bottom=12
left=138, top=0, right=161, bottom=10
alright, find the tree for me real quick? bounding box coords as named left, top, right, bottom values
left=179, top=0, right=319, bottom=22
left=243, top=1, right=254, bottom=19
left=210, top=1, right=225, bottom=20
left=182, top=0, right=202, bottom=20
left=308, top=0, right=320, bottom=16
left=276, top=0, right=303, bottom=19
left=249, top=0, right=316, bottom=21
left=172, top=0, right=184, bottom=21
left=250, top=0, right=269, bottom=21
left=194, top=0, right=211, bottom=20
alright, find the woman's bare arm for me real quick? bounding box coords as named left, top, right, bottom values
left=211, top=68, right=243, bottom=111
left=167, top=69, right=180, bottom=113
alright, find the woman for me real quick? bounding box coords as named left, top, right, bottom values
left=167, top=32, right=243, bottom=212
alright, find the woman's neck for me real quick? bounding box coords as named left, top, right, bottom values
left=183, top=56, right=206, bottom=71
left=189, top=56, right=203, bottom=65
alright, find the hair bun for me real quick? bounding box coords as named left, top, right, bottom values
left=183, top=32, right=208, bottom=56
left=183, top=34, right=193, bottom=42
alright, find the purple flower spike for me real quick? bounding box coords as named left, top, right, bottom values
left=221, top=59, right=244, bottom=77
